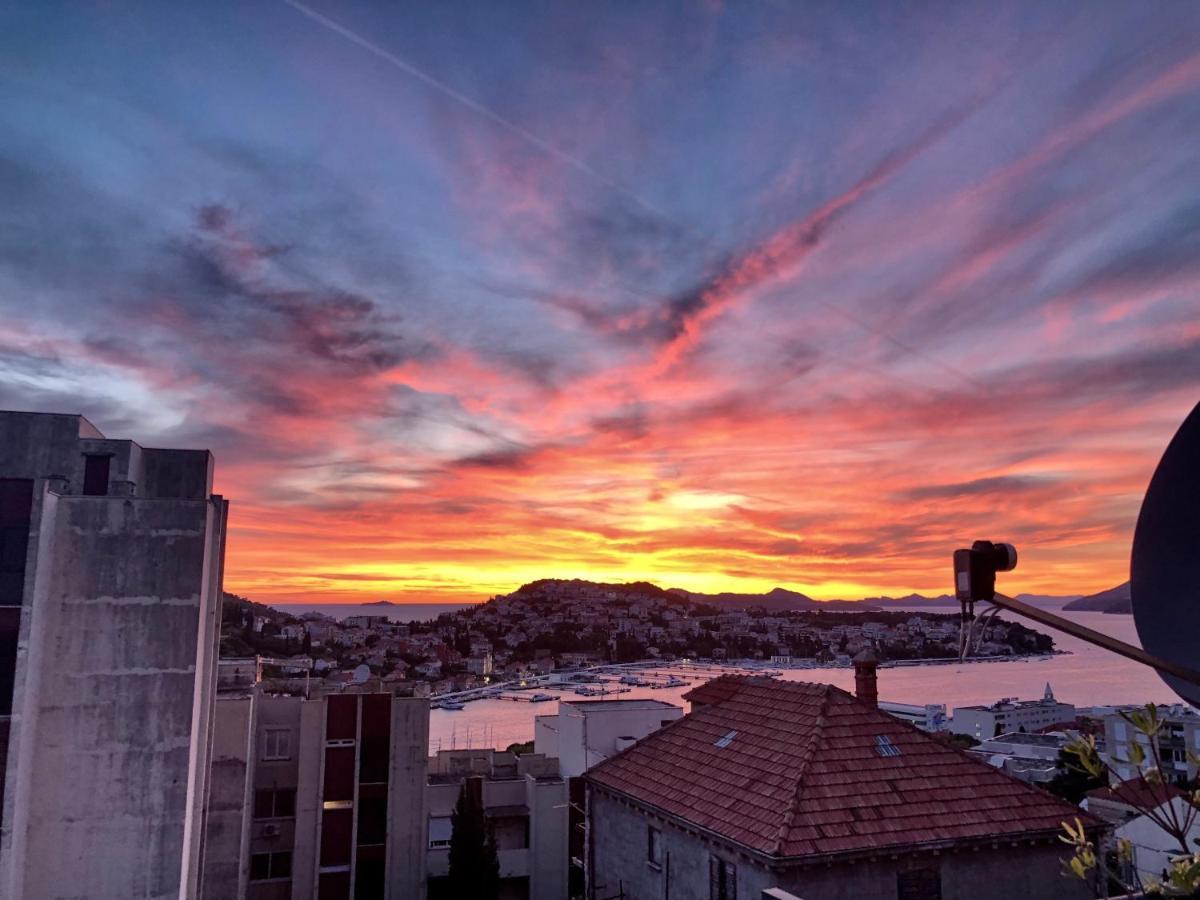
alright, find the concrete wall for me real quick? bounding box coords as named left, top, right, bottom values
left=203, top=694, right=257, bottom=898
left=1, top=489, right=226, bottom=899
left=589, top=788, right=1095, bottom=900
left=547, top=701, right=683, bottom=778
left=387, top=697, right=430, bottom=900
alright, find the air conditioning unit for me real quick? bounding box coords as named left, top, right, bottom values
left=261, top=823, right=282, bottom=838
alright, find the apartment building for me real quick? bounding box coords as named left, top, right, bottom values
left=534, top=698, right=684, bottom=778
left=1103, top=703, right=1200, bottom=785
left=0, top=411, right=227, bottom=899
left=951, top=683, right=1075, bottom=739
left=203, top=684, right=429, bottom=899
left=426, top=748, right=567, bottom=900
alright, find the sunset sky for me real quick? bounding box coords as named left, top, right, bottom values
left=2, top=2, right=1198, bottom=604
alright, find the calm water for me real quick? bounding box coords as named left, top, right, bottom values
left=270, top=602, right=475, bottom=623
left=428, top=609, right=1180, bottom=753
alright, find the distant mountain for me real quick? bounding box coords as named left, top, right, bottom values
left=674, top=586, right=866, bottom=612
left=858, top=593, right=959, bottom=608
left=1063, top=582, right=1131, bottom=614
left=362, top=600, right=398, bottom=607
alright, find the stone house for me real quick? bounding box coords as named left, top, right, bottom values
left=585, top=672, right=1104, bottom=900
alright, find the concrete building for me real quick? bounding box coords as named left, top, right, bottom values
left=0, top=411, right=227, bottom=899
left=1103, top=703, right=1200, bottom=785
left=586, top=671, right=1103, bottom=900
left=202, top=683, right=429, bottom=900
left=950, top=683, right=1075, bottom=739
left=968, top=731, right=1070, bottom=784
left=426, top=749, right=567, bottom=900
left=1083, top=779, right=1200, bottom=888
left=533, top=698, right=683, bottom=778
left=878, top=699, right=948, bottom=732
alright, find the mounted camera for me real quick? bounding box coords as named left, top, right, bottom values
left=953, top=540, right=1018, bottom=604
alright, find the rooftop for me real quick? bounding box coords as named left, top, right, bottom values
left=588, top=677, right=1101, bottom=860
left=560, top=698, right=681, bottom=711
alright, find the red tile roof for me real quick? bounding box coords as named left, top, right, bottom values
left=588, top=677, right=1103, bottom=859
left=1087, top=777, right=1188, bottom=810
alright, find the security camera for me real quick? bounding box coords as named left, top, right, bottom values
left=953, top=540, right=1018, bottom=603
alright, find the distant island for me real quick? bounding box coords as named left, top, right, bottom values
left=362, top=600, right=398, bottom=607
left=1063, top=582, right=1131, bottom=614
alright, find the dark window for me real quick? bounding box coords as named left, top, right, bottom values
left=0, top=479, right=33, bottom=608
left=357, top=794, right=388, bottom=846
left=647, top=825, right=662, bottom=866
left=249, top=851, right=292, bottom=881
left=323, top=747, right=356, bottom=801
left=318, top=871, right=351, bottom=900
left=320, top=807, right=354, bottom=867
left=709, top=856, right=736, bottom=900
left=326, top=694, right=358, bottom=740
left=254, top=788, right=296, bottom=819
left=355, top=853, right=386, bottom=900
left=359, top=694, right=391, bottom=783
left=82, top=455, right=110, bottom=496
left=898, top=866, right=942, bottom=900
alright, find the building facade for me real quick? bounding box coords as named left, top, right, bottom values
left=950, top=683, right=1075, bottom=739
left=203, top=685, right=429, bottom=899
left=534, top=698, right=683, bottom=778
left=0, top=411, right=227, bottom=899
left=1103, top=703, right=1200, bottom=785
left=426, top=749, right=567, bottom=900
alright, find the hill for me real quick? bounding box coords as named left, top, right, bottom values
left=1063, top=582, right=1131, bottom=614
left=671, top=586, right=866, bottom=611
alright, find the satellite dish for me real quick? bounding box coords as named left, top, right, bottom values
left=1131, top=401, right=1200, bottom=707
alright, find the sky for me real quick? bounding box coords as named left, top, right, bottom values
left=1, top=2, right=1198, bottom=604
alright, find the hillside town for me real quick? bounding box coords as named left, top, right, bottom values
left=222, top=579, right=1057, bottom=698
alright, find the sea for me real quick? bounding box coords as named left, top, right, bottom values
left=425, top=605, right=1181, bottom=754
left=270, top=602, right=475, bottom=623
left=264, top=601, right=1180, bottom=754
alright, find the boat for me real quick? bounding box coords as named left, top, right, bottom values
left=438, top=700, right=465, bottom=710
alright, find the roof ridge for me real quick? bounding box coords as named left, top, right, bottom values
left=771, top=683, right=836, bottom=855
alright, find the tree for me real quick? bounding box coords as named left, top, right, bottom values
left=1044, top=747, right=1105, bottom=804
left=1059, top=704, right=1200, bottom=896
left=448, top=780, right=499, bottom=900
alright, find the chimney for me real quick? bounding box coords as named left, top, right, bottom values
left=853, top=648, right=879, bottom=709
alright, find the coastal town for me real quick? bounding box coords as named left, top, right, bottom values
left=221, top=578, right=1058, bottom=701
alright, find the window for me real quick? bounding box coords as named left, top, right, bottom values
left=429, top=816, right=453, bottom=849
left=897, top=866, right=941, bottom=900
left=250, top=850, right=293, bottom=882
left=82, top=454, right=110, bottom=496
left=709, top=856, right=736, bottom=900
left=264, top=728, right=291, bottom=761
left=647, top=825, right=662, bottom=867
left=254, top=788, right=296, bottom=819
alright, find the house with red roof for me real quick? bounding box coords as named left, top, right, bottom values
left=585, top=666, right=1104, bottom=900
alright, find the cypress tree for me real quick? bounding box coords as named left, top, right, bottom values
left=447, top=779, right=500, bottom=899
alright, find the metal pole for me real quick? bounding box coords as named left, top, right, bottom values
left=989, top=593, right=1200, bottom=688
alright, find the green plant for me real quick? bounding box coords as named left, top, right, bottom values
left=1059, top=704, right=1200, bottom=896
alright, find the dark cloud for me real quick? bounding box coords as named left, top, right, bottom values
left=899, top=475, right=1058, bottom=501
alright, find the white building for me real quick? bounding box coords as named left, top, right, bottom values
left=1103, top=704, right=1200, bottom=785
left=1082, top=779, right=1200, bottom=888
left=426, top=749, right=567, bottom=900
left=950, top=683, right=1075, bottom=739
left=534, top=699, right=683, bottom=778
left=968, top=732, right=1069, bottom=784
left=879, top=700, right=948, bottom=732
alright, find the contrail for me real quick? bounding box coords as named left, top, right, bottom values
left=281, top=0, right=672, bottom=220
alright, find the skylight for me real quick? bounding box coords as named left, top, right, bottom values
left=875, top=735, right=902, bottom=757
left=714, top=730, right=738, bottom=748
